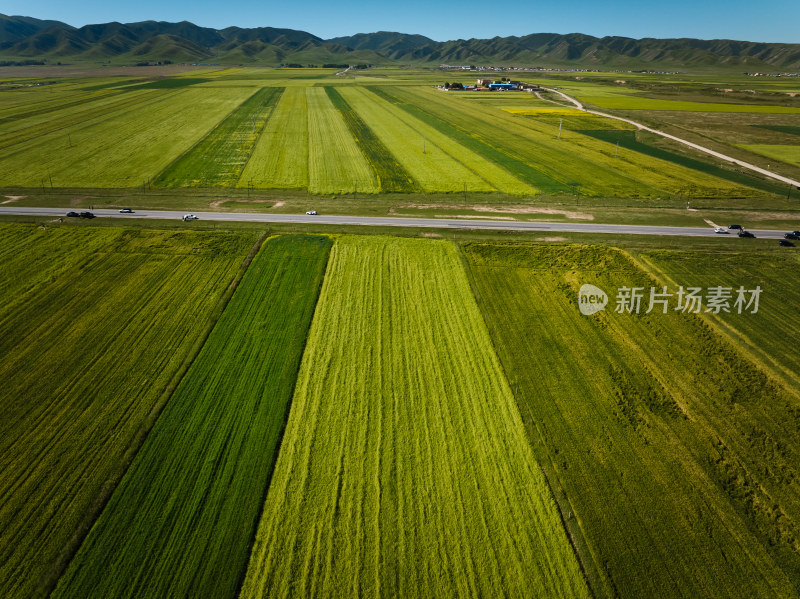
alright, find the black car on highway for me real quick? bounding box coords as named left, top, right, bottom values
left=66, top=211, right=80, bottom=217
left=738, top=230, right=755, bottom=238
left=79, top=211, right=95, bottom=219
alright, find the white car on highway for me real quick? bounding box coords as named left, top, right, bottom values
left=305, top=210, right=318, bottom=215
left=182, top=214, right=199, bottom=221
left=714, top=227, right=729, bottom=234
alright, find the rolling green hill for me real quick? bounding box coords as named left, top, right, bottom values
left=1, top=14, right=799, bottom=69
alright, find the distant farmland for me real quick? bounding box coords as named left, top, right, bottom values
left=0, top=67, right=792, bottom=200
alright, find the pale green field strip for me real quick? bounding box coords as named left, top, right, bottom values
left=464, top=243, right=800, bottom=598
left=0, top=87, right=252, bottom=187
left=575, top=94, right=800, bottom=113
left=0, top=90, right=163, bottom=151
left=240, top=236, right=588, bottom=599
left=0, top=226, right=258, bottom=599
left=341, top=86, right=535, bottom=194
left=154, top=87, right=284, bottom=187
left=324, top=87, right=420, bottom=193
left=240, top=86, right=309, bottom=189
left=399, top=86, right=760, bottom=198
left=739, top=144, right=800, bottom=166
left=306, top=87, right=378, bottom=194
left=0, top=88, right=117, bottom=121
left=54, top=234, right=332, bottom=599
left=502, top=107, right=583, bottom=115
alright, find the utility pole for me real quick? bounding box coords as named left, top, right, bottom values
left=558, top=119, right=563, bottom=140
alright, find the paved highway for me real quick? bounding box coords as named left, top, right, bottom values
left=0, top=206, right=790, bottom=239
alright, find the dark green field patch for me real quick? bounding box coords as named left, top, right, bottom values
left=755, top=124, right=800, bottom=138
left=80, top=79, right=147, bottom=91
left=368, top=86, right=572, bottom=194
left=577, top=129, right=787, bottom=195
left=154, top=86, right=284, bottom=187
left=324, top=87, right=419, bottom=192
left=132, top=77, right=211, bottom=89
left=52, top=234, right=332, bottom=599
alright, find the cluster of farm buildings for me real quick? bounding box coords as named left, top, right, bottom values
left=439, top=79, right=542, bottom=92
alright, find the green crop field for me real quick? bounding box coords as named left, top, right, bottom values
left=240, top=86, right=309, bottom=189
left=155, top=87, right=283, bottom=187
left=0, top=86, right=252, bottom=187
left=579, top=129, right=790, bottom=195
left=240, top=236, right=588, bottom=599
left=324, top=87, right=419, bottom=192
left=1, top=67, right=792, bottom=202
left=0, top=224, right=258, bottom=599
left=349, top=86, right=534, bottom=194
left=739, top=144, right=800, bottom=167
left=463, top=242, right=800, bottom=598
left=53, top=234, right=331, bottom=599
left=307, top=87, right=379, bottom=194
left=576, top=94, right=800, bottom=113
left=377, top=86, right=763, bottom=199
left=636, top=248, right=800, bottom=392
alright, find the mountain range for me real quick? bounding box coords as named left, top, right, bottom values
left=2, top=14, right=799, bottom=70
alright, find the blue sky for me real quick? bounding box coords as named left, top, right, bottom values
left=4, top=0, right=799, bottom=43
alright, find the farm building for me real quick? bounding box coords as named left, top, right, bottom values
left=489, top=82, right=519, bottom=90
